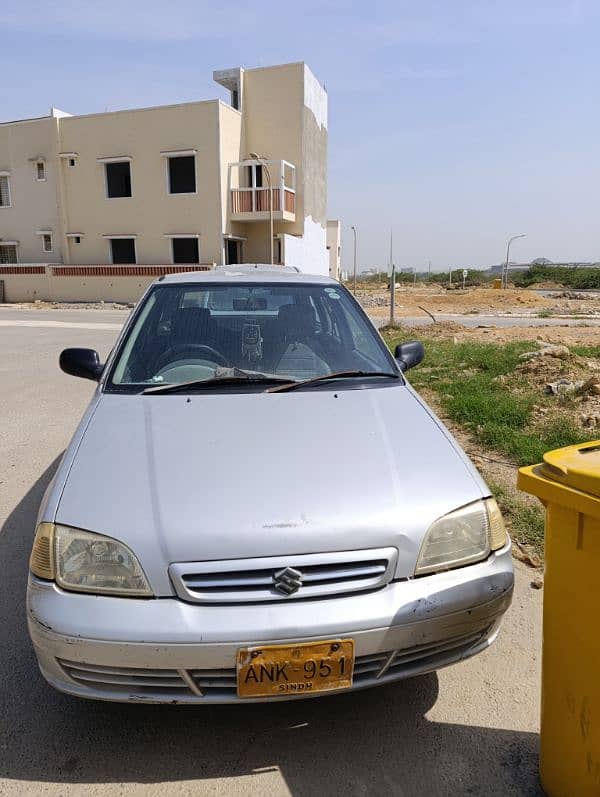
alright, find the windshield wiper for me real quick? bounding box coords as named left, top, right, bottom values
left=266, top=370, right=400, bottom=394
left=142, top=368, right=293, bottom=395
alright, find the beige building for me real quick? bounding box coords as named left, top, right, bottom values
left=0, top=62, right=339, bottom=301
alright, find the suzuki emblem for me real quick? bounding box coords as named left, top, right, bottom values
left=273, top=566, right=303, bottom=596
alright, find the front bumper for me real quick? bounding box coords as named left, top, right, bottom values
left=27, top=542, right=513, bottom=703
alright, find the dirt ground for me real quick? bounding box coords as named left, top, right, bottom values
left=393, top=319, right=600, bottom=346
left=356, top=284, right=600, bottom=319
left=6, top=301, right=132, bottom=310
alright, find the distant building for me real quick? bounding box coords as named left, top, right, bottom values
left=488, top=263, right=530, bottom=274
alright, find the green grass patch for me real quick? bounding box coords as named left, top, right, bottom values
left=488, top=481, right=545, bottom=555
left=478, top=419, right=588, bottom=465
left=442, top=375, right=532, bottom=429
left=571, top=345, right=600, bottom=358
left=382, top=327, right=594, bottom=465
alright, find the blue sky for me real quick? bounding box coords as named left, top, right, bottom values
left=2, top=0, right=599, bottom=271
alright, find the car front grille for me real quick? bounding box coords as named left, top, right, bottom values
left=169, top=548, right=398, bottom=604
left=56, top=627, right=490, bottom=701
left=57, top=660, right=191, bottom=696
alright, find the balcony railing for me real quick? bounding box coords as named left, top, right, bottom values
left=231, top=187, right=295, bottom=214
left=229, top=159, right=296, bottom=222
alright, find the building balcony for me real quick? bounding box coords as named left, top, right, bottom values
left=229, top=159, right=296, bottom=222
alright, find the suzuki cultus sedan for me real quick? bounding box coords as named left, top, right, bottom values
left=28, top=265, right=513, bottom=703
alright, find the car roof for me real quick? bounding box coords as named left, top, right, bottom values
left=158, top=264, right=338, bottom=286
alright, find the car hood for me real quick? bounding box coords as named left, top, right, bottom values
left=56, top=385, right=487, bottom=594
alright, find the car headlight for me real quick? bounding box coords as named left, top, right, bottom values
left=415, top=498, right=507, bottom=576
left=30, top=523, right=152, bottom=597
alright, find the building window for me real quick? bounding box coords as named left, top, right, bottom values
left=0, top=175, right=11, bottom=207
left=36, top=161, right=46, bottom=181
left=42, top=233, right=53, bottom=253
left=105, top=161, right=132, bottom=198
left=172, top=237, right=199, bottom=264
left=0, top=244, right=17, bottom=264
left=74, top=236, right=81, bottom=244
left=168, top=155, right=196, bottom=194
left=68, top=158, right=76, bottom=167
left=274, top=237, right=282, bottom=265
left=110, top=238, right=136, bottom=264
left=225, top=238, right=243, bottom=265
left=245, top=164, right=263, bottom=188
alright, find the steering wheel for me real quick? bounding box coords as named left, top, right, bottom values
left=155, top=343, right=228, bottom=372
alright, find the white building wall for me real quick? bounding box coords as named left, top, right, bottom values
left=282, top=216, right=328, bottom=275
left=303, top=65, right=328, bottom=131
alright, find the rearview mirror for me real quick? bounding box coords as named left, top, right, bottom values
left=59, top=348, right=104, bottom=381
left=394, top=340, right=425, bottom=372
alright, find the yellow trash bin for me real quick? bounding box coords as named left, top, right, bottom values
left=518, top=441, right=600, bottom=797
left=493, top=278, right=502, bottom=289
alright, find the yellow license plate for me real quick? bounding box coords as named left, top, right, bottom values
left=237, top=639, right=355, bottom=698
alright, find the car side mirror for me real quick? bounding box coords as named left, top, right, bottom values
left=394, top=340, right=425, bottom=372
left=59, top=348, right=104, bottom=381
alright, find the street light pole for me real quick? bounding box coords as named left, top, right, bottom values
left=248, top=152, right=274, bottom=265
left=503, top=234, right=527, bottom=288
left=351, top=225, right=357, bottom=294
left=389, top=229, right=395, bottom=325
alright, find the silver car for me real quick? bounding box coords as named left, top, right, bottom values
left=27, top=265, right=513, bottom=703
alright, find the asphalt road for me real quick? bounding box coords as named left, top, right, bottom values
left=0, top=307, right=543, bottom=796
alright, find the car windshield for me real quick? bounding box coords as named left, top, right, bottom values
left=107, top=281, right=397, bottom=391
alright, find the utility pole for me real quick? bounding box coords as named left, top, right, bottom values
left=428, top=260, right=431, bottom=281
left=413, top=267, right=417, bottom=288
left=351, top=226, right=357, bottom=294
left=390, top=264, right=396, bottom=325
left=389, top=230, right=395, bottom=325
